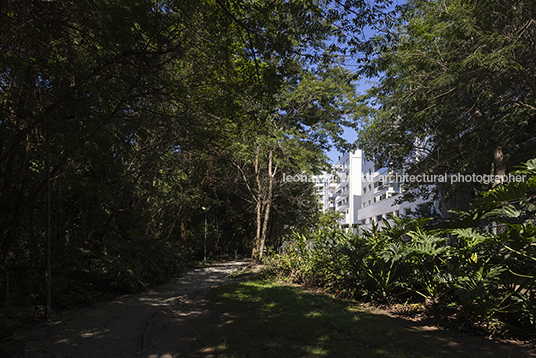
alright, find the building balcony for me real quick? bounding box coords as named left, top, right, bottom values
left=336, top=192, right=349, bottom=201
left=337, top=203, right=349, bottom=212
left=336, top=181, right=350, bottom=192
left=375, top=167, right=389, bottom=176
left=374, top=184, right=393, bottom=194
left=336, top=163, right=349, bottom=172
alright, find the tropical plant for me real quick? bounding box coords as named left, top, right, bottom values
left=443, top=158, right=536, bottom=330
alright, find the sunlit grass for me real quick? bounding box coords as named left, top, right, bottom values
left=199, top=279, right=531, bottom=358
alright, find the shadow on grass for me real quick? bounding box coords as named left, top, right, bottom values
left=196, top=280, right=534, bottom=358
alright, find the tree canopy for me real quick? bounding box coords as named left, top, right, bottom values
left=0, top=0, right=386, bottom=305
left=355, top=0, right=536, bottom=204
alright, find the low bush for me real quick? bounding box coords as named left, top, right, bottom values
left=264, top=159, right=536, bottom=339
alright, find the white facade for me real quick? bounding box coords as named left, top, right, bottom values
left=357, top=159, right=440, bottom=231
left=323, top=150, right=440, bottom=232
left=361, top=162, right=401, bottom=208
left=334, top=150, right=363, bottom=229
left=313, top=172, right=338, bottom=212
left=357, top=193, right=438, bottom=231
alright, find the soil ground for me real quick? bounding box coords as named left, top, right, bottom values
left=1, top=261, right=249, bottom=358
left=1, top=261, right=534, bottom=358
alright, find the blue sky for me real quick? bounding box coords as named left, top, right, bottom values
left=327, top=127, right=357, bottom=164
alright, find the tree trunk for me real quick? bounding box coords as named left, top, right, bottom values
left=252, top=142, right=262, bottom=261
left=259, top=149, right=275, bottom=260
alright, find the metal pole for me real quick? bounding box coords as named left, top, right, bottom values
left=204, top=212, right=207, bottom=265
left=45, top=124, right=53, bottom=317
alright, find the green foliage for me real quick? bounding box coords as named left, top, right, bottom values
left=355, top=0, right=536, bottom=202
left=0, top=0, right=374, bottom=308
left=265, top=159, right=536, bottom=338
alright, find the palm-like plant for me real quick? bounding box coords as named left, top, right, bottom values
left=443, top=159, right=536, bottom=327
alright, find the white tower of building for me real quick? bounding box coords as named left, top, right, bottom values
left=335, top=150, right=363, bottom=230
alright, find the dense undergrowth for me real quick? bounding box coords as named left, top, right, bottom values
left=0, top=237, right=192, bottom=341
left=4, top=236, right=192, bottom=311
left=263, top=159, right=536, bottom=341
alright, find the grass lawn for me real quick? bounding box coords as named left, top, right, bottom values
left=199, top=278, right=534, bottom=358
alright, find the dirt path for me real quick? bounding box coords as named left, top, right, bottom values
left=2, top=261, right=250, bottom=358
left=3, top=261, right=534, bottom=358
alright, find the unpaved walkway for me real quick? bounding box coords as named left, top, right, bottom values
left=3, top=261, right=534, bottom=358
left=3, top=261, right=249, bottom=358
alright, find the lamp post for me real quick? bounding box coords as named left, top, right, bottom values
left=202, top=207, right=209, bottom=265
left=45, top=123, right=53, bottom=317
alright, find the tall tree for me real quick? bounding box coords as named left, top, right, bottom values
left=354, top=0, right=536, bottom=205
left=232, top=63, right=359, bottom=260
left=0, top=0, right=392, bottom=302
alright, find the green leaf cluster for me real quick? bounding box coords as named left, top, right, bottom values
left=0, top=0, right=373, bottom=307
left=265, top=158, right=536, bottom=337
left=355, top=0, right=536, bottom=203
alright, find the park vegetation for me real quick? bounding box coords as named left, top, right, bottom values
left=1, top=0, right=534, bottom=343
left=0, top=0, right=384, bottom=310
left=264, top=0, right=536, bottom=340
left=264, top=159, right=536, bottom=339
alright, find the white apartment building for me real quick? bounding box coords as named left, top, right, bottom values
left=329, top=150, right=440, bottom=232
left=334, top=150, right=363, bottom=229
left=357, top=161, right=440, bottom=231
left=313, top=172, right=338, bottom=212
